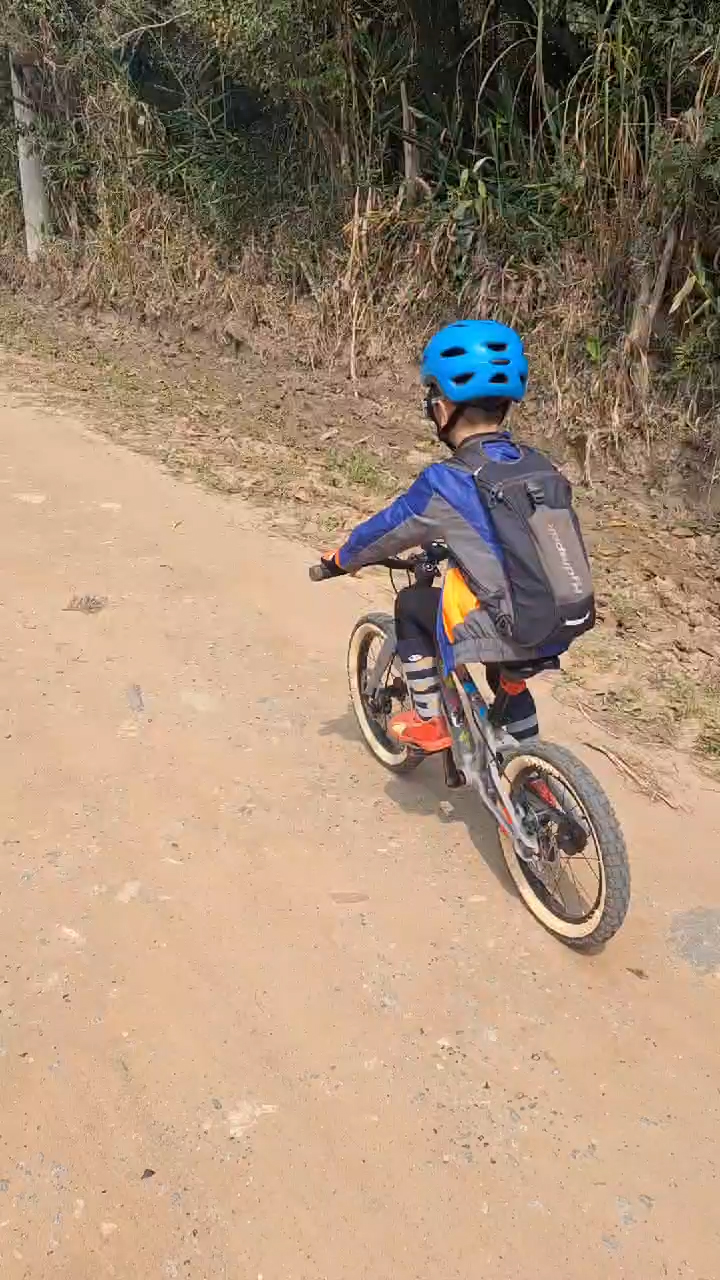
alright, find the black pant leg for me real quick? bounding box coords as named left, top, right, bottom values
left=394, top=586, right=441, bottom=662
left=485, top=662, right=539, bottom=740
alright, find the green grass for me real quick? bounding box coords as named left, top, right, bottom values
left=605, top=588, right=645, bottom=634
left=329, top=447, right=390, bottom=494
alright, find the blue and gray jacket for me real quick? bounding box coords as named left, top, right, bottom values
left=336, top=433, right=567, bottom=670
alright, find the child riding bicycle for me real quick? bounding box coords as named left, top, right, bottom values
left=322, top=320, right=594, bottom=753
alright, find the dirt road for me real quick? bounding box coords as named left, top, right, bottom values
left=0, top=387, right=719, bottom=1280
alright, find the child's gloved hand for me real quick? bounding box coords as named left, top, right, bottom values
left=320, top=552, right=347, bottom=577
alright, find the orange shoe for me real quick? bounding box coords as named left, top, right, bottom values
left=389, top=710, right=452, bottom=753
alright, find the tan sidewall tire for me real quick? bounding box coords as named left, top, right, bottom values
left=498, top=743, right=629, bottom=946
left=347, top=615, right=421, bottom=772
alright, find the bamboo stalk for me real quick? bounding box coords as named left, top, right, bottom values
left=9, top=52, right=51, bottom=261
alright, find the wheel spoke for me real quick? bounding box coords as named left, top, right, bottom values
left=514, top=763, right=604, bottom=924
left=564, top=860, right=593, bottom=912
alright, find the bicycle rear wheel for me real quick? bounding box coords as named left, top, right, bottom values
left=347, top=613, right=423, bottom=773
left=498, top=741, right=630, bottom=948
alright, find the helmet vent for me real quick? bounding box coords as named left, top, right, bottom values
left=452, top=371, right=474, bottom=385
left=487, top=342, right=508, bottom=352
left=489, top=372, right=509, bottom=384
left=441, top=346, right=467, bottom=359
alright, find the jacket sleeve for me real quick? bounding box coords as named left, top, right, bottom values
left=336, top=469, right=441, bottom=571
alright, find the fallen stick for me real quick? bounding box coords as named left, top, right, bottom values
left=582, top=740, right=682, bottom=811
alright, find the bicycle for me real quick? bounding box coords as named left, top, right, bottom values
left=310, top=542, right=630, bottom=948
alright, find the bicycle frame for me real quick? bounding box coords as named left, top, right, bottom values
left=438, top=662, right=539, bottom=855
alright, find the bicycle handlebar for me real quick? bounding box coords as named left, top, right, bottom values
left=309, top=543, right=449, bottom=582
left=308, top=562, right=334, bottom=581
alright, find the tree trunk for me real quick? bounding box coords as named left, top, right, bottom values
left=623, top=217, right=678, bottom=400
left=9, top=52, right=50, bottom=262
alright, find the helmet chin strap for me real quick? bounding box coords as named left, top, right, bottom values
left=435, top=404, right=464, bottom=452
left=424, top=388, right=465, bottom=450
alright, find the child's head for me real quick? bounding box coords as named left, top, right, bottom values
left=420, top=320, right=528, bottom=450
left=428, top=395, right=511, bottom=447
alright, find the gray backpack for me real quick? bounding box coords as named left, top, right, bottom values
left=473, top=442, right=595, bottom=650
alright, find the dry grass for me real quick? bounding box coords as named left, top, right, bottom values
left=64, top=594, right=108, bottom=614
left=562, top=641, right=720, bottom=764
left=1, top=194, right=703, bottom=492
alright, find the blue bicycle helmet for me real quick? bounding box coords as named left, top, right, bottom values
left=421, top=320, right=528, bottom=403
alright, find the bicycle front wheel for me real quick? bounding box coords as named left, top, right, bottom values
left=498, top=741, right=630, bottom=948
left=347, top=613, right=423, bottom=773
